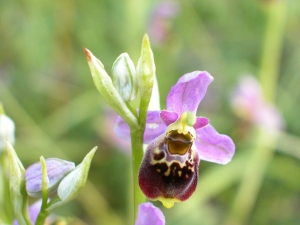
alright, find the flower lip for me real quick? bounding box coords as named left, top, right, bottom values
left=166, top=130, right=194, bottom=155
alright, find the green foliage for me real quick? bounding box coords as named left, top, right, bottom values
left=0, top=0, right=300, bottom=224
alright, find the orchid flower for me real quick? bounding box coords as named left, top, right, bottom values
left=115, top=71, right=235, bottom=208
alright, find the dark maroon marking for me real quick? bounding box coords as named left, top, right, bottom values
left=153, top=152, right=165, bottom=161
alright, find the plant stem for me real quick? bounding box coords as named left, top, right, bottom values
left=130, top=127, right=146, bottom=222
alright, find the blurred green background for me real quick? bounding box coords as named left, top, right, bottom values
left=1, top=0, right=300, bottom=224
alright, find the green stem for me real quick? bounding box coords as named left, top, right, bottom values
left=126, top=102, right=139, bottom=119
left=130, top=127, right=146, bottom=222
left=35, top=209, right=49, bottom=225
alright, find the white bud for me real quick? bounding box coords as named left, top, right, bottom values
left=112, top=53, right=137, bottom=101
left=0, top=112, right=15, bottom=151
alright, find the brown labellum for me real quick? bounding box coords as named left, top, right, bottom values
left=138, top=129, right=200, bottom=208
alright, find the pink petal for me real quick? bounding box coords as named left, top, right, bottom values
left=160, top=110, right=179, bottom=125
left=114, top=116, right=131, bottom=142
left=135, top=202, right=165, bottom=225
left=13, top=200, right=42, bottom=225
left=194, top=117, right=209, bottom=130
left=144, top=111, right=167, bottom=144
left=114, top=111, right=167, bottom=144
left=195, top=124, right=235, bottom=164
left=166, top=71, right=214, bottom=114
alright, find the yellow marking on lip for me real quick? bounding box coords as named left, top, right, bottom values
left=153, top=196, right=181, bottom=208
left=164, top=167, right=171, bottom=176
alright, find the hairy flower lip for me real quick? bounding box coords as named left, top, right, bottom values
left=138, top=133, right=200, bottom=208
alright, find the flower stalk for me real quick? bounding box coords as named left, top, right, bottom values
left=130, top=127, right=146, bottom=220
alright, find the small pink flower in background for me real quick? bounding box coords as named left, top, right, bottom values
left=147, top=1, right=179, bottom=45
left=231, top=75, right=284, bottom=130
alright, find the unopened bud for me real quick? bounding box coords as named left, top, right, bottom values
left=136, top=34, right=155, bottom=105
left=47, top=147, right=97, bottom=211
left=0, top=103, right=15, bottom=151
left=25, top=158, right=75, bottom=197
left=112, top=53, right=137, bottom=101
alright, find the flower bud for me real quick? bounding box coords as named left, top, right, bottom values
left=25, top=158, right=75, bottom=197
left=47, top=147, right=97, bottom=211
left=112, top=53, right=137, bottom=102
left=136, top=34, right=156, bottom=113
left=84, top=48, right=138, bottom=128
left=0, top=103, right=15, bottom=151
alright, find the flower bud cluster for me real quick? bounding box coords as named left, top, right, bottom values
left=84, top=34, right=157, bottom=128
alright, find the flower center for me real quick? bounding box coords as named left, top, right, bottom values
left=166, top=129, right=194, bottom=155
left=164, top=111, right=196, bottom=155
